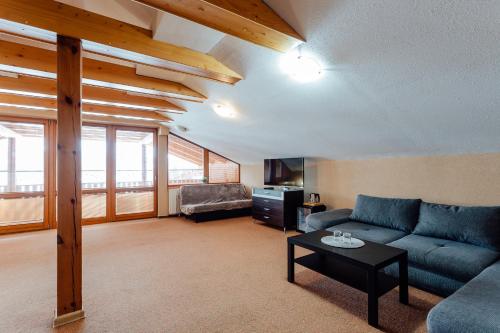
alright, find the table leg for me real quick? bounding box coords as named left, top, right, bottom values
left=287, top=242, right=294, bottom=283
left=367, top=268, right=378, bottom=327
left=399, top=253, right=409, bottom=305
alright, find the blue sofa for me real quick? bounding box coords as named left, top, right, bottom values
left=305, top=194, right=500, bottom=333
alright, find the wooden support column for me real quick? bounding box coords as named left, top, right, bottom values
left=203, top=149, right=209, bottom=183
left=54, top=35, right=85, bottom=327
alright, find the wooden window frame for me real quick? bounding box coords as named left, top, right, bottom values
left=207, top=151, right=241, bottom=184
left=0, top=116, right=159, bottom=235
left=0, top=115, right=50, bottom=234
left=167, top=133, right=240, bottom=188
left=112, top=125, right=158, bottom=221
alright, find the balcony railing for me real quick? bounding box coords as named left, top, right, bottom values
left=168, top=168, right=204, bottom=185
left=0, top=169, right=154, bottom=194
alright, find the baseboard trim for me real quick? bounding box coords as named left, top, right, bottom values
left=53, top=309, right=85, bottom=328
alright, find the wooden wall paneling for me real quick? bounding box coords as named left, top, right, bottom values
left=54, top=35, right=84, bottom=326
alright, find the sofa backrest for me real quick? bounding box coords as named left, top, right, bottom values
left=350, top=194, right=422, bottom=233
left=413, top=202, right=500, bottom=251
left=179, top=183, right=248, bottom=205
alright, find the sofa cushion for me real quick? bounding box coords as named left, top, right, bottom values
left=304, top=209, right=353, bottom=232
left=385, top=263, right=464, bottom=297
left=326, top=221, right=407, bottom=244
left=180, top=199, right=252, bottom=215
left=414, top=202, right=500, bottom=251
left=350, top=194, right=421, bottom=232
left=427, top=260, right=500, bottom=333
left=388, top=234, right=499, bottom=282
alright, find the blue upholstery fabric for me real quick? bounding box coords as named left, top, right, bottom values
left=414, top=202, right=500, bottom=251
left=326, top=221, right=407, bottom=244
left=350, top=194, right=421, bottom=232
left=427, top=260, right=500, bottom=333
left=385, top=263, right=464, bottom=297
left=304, top=209, right=353, bottom=232
left=388, top=234, right=499, bottom=282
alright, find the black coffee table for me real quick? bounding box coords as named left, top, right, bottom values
left=287, top=230, right=408, bottom=327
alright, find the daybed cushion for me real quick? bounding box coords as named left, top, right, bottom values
left=179, top=183, right=248, bottom=205
left=180, top=199, right=252, bottom=215
left=326, top=221, right=407, bottom=244
left=388, top=234, right=499, bottom=282
left=413, top=202, right=500, bottom=251
left=350, top=194, right=421, bottom=232
left=427, top=260, right=500, bottom=333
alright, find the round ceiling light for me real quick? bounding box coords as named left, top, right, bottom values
left=212, top=103, right=236, bottom=118
left=280, top=53, right=323, bottom=83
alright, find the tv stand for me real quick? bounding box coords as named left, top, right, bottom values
left=252, top=188, right=304, bottom=232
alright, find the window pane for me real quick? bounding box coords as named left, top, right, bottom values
left=82, top=126, right=107, bottom=189
left=116, top=130, right=154, bottom=188
left=0, top=121, right=44, bottom=193
left=208, top=152, right=239, bottom=183
left=116, top=190, right=154, bottom=215
left=168, top=134, right=204, bottom=185
left=0, top=196, right=44, bottom=226
left=82, top=193, right=107, bottom=219
left=0, top=120, right=45, bottom=226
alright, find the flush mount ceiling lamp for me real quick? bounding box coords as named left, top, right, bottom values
left=280, top=52, right=323, bottom=83
left=212, top=103, right=236, bottom=118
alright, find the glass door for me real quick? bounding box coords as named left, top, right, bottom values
left=113, top=127, right=157, bottom=220
left=0, top=117, right=48, bottom=233
left=81, top=125, right=108, bottom=224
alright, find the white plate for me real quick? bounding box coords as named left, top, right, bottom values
left=321, top=236, right=365, bottom=249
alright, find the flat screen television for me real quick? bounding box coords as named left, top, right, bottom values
left=264, top=158, right=304, bottom=187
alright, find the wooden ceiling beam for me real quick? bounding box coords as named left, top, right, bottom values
left=0, top=39, right=205, bottom=102
left=0, top=0, right=242, bottom=84
left=135, top=0, right=305, bottom=52
left=0, top=94, right=172, bottom=122
left=0, top=75, right=186, bottom=113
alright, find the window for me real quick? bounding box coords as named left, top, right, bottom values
left=82, top=125, right=107, bottom=219
left=0, top=120, right=45, bottom=227
left=168, top=134, right=204, bottom=185
left=115, top=129, right=155, bottom=216
left=208, top=152, right=239, bottom=183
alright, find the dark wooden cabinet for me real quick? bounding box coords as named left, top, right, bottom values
left=252, top=188, right=304, bottom=231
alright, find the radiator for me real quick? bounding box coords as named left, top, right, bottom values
left=168, top=188, right=181, bottom=215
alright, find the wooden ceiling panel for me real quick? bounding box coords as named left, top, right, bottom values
left=0, top=39, right=205, bottom=102
left=0, top=75, right=186, bottom=113
left=0, top=0, right=242, bottom=84
left=0, top=94, right=172, bottom=122
left=135, top=0, right=305, bottom=52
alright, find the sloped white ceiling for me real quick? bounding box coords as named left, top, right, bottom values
left=57, top=1, right=500, bottom=164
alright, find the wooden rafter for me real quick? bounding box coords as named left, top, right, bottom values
left=0, top=94, right=172, bottom=122
left=135, top=0, right=305, bottom=52
left=0, top=39, right=206, bottom=102
left=0, top=75, right=186, bottom=113
left=0, top=0, right=243, bottom=84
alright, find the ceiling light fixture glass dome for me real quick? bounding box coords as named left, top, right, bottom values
left=212, top=103, right=236, bottom=118
left=280, top=53, right=323, bottom=83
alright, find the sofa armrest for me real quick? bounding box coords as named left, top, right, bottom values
left=305, top=208, right=353, bottom=232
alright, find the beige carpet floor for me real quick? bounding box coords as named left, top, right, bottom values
left=0, top=217, right=442, bottom=333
